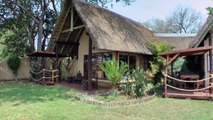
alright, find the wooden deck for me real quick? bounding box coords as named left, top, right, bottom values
left=166, top=88, right=212, bottom=100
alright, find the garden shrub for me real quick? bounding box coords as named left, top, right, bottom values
left=99, top=60, right=128, bottom=88
left=120, top=68, right=152, bottom=98
left=148, top=41, right=174, bottom=85
left=60, top=57, right=72, bottom=80
left=130, top=68, right=152, bottom=98
left=7, top=54, right=20, bottom=76
left=120, top=78, right=134, bottom=96
left=30, top=60, right=43, bottom=79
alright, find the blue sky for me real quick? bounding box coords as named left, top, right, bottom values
left=107, top=0, right=213, bottom=23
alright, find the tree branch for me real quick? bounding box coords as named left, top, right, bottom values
left=2, top=0, right=19, bottom=17
left=9, top=0, right=39, bottom=23
left=51, top=0, right=58, bottom=17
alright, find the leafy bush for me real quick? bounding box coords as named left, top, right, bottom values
left=120, top=78, right=134, bottom=96
left=130, top=68, right=152, bottom=98
left=30, top=60, right=42, bottom=79
left=99, top=60, right=128, bottom=88
left=7, top=54, right=20, bottom=76
left=148, top=41, right=174, bottom=85
left=173, top=58, right=185, bottom=72
left=120, top=68, right=152, bottom=98
left=60, top=57, right=72, bottom=80
left=31, top=61, right=42, bottom=72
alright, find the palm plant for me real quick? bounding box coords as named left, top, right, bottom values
left=99, top=60, right=128, bottom=89
left=148, top=41, right=174, bottom=85
left=60, top=57, right=72, bottom=80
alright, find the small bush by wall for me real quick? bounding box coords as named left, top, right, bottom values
left=0, top=57, right=30, bottom=81
left=7, top=55, right=20, bottom=76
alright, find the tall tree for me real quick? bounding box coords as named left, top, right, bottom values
left=207, top=7, right=213, bottom=15
left=85, top=0, right=135, bottom=8
left=0, top=0, right=60, bottom=53
left=143, top=18, right=175, bottom=33
left=0, top=0, right=135, bottom=56
left=168, top=5, right=203, bottom=33
left=143, top=6, right=203, bottom=33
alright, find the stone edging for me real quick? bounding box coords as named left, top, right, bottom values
left=0, top=78, right=30, bottom=83
left=75, top=92, right=155, bottom=107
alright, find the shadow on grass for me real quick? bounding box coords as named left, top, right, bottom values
left=152, top=85, right=164, bottom=97
left=0, top=82, right=76, bottom=104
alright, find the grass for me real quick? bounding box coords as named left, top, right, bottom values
left=1, top=82, right=213, bottom=120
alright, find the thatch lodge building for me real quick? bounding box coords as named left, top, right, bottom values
left=47, top=0, right=196, bottom=89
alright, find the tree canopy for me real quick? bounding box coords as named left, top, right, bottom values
left=143, top=6, right=203, bottom=34
left=0, top=0, right=61, bottom=58
left=207, top=7, right=213, bottom=15
left=86, top=0, right=135, bottom=8
left=0, top=0, right=135, bottom=59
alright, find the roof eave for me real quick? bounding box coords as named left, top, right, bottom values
left=189, top=15, right=213, bottom=48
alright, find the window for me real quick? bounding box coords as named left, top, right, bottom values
left=119, top=53, right=137, bottom=71
left=119, top=54, right=128, bottom=65
left=142, top=55, right=151, bottom=70
left=84, top=52, right=112, bottom=80
left=129, top=55, right=136, bottom=70
left=103, top=53, right=112, bottom=61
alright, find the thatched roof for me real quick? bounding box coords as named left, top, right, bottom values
left=48, top=0, right=154, bottom=55
left=27, top=51, right=68, bottom=58
left=154, top=33, right=195, bottom=50
left=189, top=15, right=213, bottom=48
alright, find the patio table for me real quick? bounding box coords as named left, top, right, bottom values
left=180, top=74, right=201, bottom=89
left=180, top=74, right=199, bottom=80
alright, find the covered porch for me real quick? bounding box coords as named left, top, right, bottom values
left=160, top=46, right=213, bottom=100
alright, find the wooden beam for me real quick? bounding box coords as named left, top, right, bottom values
left=60, top=32, right=72, bottom=53
left=61, top=29, right=71, bottom=33
left=55, top=5, right=71, bottom=44
left=167, top=92, right=211, bottom=100
left=55, top=41, right=79, bottom=46
left=68, top=28, right=84, bottom=55
left=167, top=53, right=179, bottom=65
left=73, top=25, right=84, bottom=30
left=55, top=43, right=59, bottom=83
left=171, top=62, right=174, bottom=77
left=164, top=55, right=169, bottom=98
left=61, top=25, right=84, bottom=33
left=209, top=30, right=213, bottom=94
left=71, top=5, right=73, bottom=32
left=88, top=37, right=92, bottom=91
left=60, top=14, right=80, bottom=53
left=191, top=52, right=207, bottom=56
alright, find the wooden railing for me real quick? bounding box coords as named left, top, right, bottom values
left=30, top=69, right=59, bottom=84
left=164, top=74, right=213, bottom=95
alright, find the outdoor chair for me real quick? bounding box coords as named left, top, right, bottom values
left=82, top=78, right=98, bottom=90
left=73, top=71, right=83, bottom=83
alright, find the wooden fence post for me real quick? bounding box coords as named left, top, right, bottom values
left=43, top=69, right=45, bottom=85
left=56, top=70, right=59, bottom=83
left=164, top=55, right=169, bottom=98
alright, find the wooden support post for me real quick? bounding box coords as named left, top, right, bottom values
left=88, top=37, right=92, bottom=91
left=71, top=5, right=73, bottom=31
left=56, top=70, right=59, bottom=84
left=43, top=69, right=45, bottom=85
left=209, top=30, right=213, bottom=94
left=164, top=55, right=169, bottom=98
left=171, top=62, right=174, bottom=77
left=52, top=71, right=54, bottom=82
left=167, top=53, right=179, bottom=65
left=55, top=43, right=59, bottom=83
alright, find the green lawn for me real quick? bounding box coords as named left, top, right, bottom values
left=0, top=82, right=213, bottom=120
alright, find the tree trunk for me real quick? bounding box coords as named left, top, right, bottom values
left=37, top=21, right=43, bottom=51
